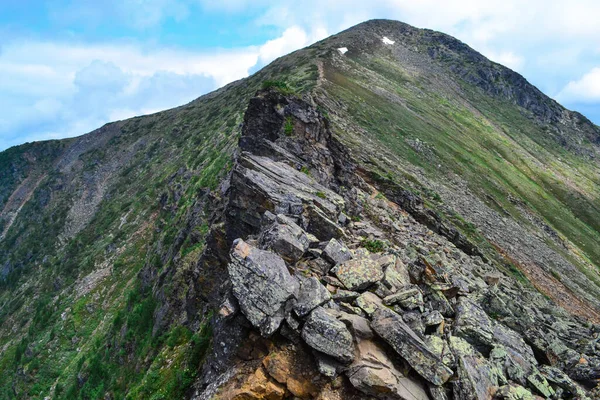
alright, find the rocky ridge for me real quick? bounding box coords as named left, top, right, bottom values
left=193, top=89, right=600, bottom=399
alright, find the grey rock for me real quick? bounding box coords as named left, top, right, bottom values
left=259, top=213, right=317, bottom=263
left=294, top=276, right=331, bottom=317
left=448, top=336, right=501, bottom=400
left=347, top=339, right=429, bottom=400
left=453, top=297, right=494, bottom=351
left=526, top=369, right=555, bottom=398
left=402, top=311, right=426, bottom=337
left=355, top=292, right=384, bottom=316
left=494, top=383, right=536, bottom=399
left=371, top=307, right=453, bottom=385
left=333, top=252, right=385, bottom=291
left=228, top=239, right=299, bottom=337
left=315, top=352, right=344, bottom=378
left=301, top=306, right=355, bottom=363
left=384, top=286, right=424, bottom=310
left=322, top=238, right=353, bottom=266
left=383, top=287, right=421, bottom=305
left=338, top=312, right=374, bottom=340
left=332, top=289, right=361, bottom=302
left=424, top=311, right=444, bottom=327
left=540, top=365, right=589, bottom=399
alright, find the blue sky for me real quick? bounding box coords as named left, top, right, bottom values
left=1, top=0, right=599, bottom=151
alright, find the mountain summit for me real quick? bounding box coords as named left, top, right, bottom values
left=1, top=19, right=599, bottom=399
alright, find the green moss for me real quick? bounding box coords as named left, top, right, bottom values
left=362, top=239, right=385, bottom=253
left=284, top=116, right=294, bottom=136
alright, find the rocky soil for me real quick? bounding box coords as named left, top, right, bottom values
left=190, top=89, right=600, bottom=399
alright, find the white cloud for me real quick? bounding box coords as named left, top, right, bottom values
left=482, top=50, right=524, bottom=71
left=4, top=0, right=600, bottom=149
left=557, top=67, right=600, bottom=103
left=258, top=26, right=327, bottom=64
left=0, top=24, right=331, bottom=150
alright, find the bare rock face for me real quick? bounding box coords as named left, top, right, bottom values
left=228, top=239, right=299, bottom=337
left=301, top=306, right=355, bottom=364
left=347, top=339, right=429, bottom=400
left=371, top=307, right=453, bottom=386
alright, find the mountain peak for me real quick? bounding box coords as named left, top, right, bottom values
left=2, top=19, right=600, bottom=399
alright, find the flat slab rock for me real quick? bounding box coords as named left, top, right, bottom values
left=228, top=239, right=299, bottom=337
left=371, top=307, right=453, bottom=386
left=301, top=306, right=355, bottom=364
left=333, top=251, right=386, bottom=291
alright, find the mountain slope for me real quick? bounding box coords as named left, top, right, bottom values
left=0, top=19, right=599, bottom=399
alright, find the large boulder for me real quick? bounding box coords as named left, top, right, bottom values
left=371, top=307, right=453, bottom=386
left=228, top=239, right=299, bottom=337
left=301, top=307, right=355, bottom=363
left=347, top=340, right=429, bottom=400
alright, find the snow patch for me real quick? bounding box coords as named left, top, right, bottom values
left=337, top=47, right=348, bottom=55
left=382, top=37, right=395, bottom=45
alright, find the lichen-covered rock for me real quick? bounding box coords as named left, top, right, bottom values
left=454, top=297, right=495, bottom=351
left=448, top=336, right=501, bottom=400
left=383, top=286, right=424, bottom=310
left=228, top=239, right=299, bottom=337
left=539, top=365, right=589, bottom=399
left=494, top=383, right=536, bottom=400
left=333, top=252, right=385, bottom=291
left=302, top=307, right=355, bottom=363
left=322, top=238, right=353, bottom=267
left=371, top=307, right=453, bottom=385
left=526, top=369, right=554, bottom=398
left=294, top=276, right=331, bottom=317
left=355, top=292, right=384, bottom=316
left=347, top=340, right=429, bottom=400
left=376, top=258, right=412, bottom=297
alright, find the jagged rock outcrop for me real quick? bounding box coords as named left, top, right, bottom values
left=195, top=88, right=599, bottom=400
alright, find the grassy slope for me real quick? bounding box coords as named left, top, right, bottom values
left=0, top=42, right=320, bottom=397
left=315, top=28, right=600, bottom=298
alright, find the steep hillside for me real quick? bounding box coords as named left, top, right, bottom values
left=0, top=19, right=599, bottom=399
